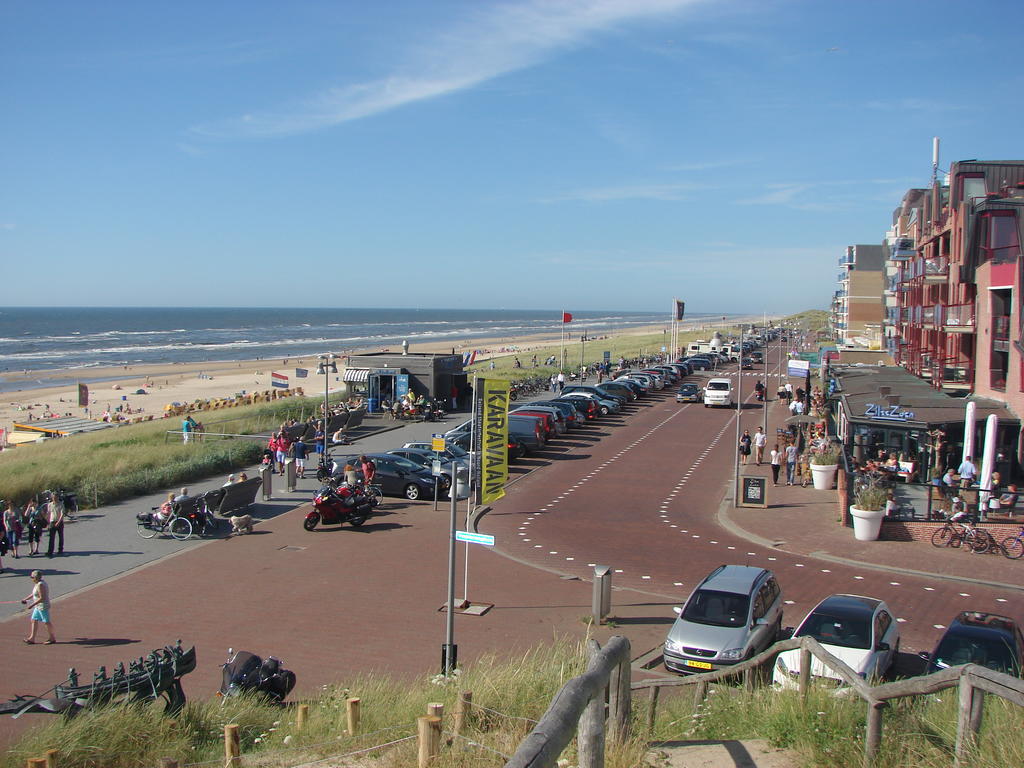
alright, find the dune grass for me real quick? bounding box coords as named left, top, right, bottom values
left=5, top=638, right=1021, bottom=768
left=0, top=395, right=332, bottom=507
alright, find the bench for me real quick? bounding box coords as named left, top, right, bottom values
left=202, top=477, right=264, bottom=517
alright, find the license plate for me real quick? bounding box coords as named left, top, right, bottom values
left=685, top=660, right=713, bottom=670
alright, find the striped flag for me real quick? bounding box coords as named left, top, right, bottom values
left=295, top=368, right=308, bottom=378
left=271, top=371, right=289, bottom=388
left=463, top=350, right=479, bottom=366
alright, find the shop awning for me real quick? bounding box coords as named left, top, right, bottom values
left=342, top=368, right=371, bottom=382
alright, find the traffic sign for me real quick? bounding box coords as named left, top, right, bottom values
left=432, top=434, right=446, bottom=452
left=431, top=459, right=442, bottom=476
left=455, top=530, right=495, bottom=546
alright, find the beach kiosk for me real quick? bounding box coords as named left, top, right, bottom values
left=342, top=352, right=468, bottom=412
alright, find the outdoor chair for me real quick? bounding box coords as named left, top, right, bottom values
left=209, top=477, right=263, bottom=517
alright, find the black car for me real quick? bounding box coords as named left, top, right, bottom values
left=386, top=449, right=466, bottom=486
left=561, top=385, right=627, bottom=405
left=924, top=612, right=1024, bottom=676
left=334, top=453, right=442, bottom=501
left=684, top=356, right=715, bottom=371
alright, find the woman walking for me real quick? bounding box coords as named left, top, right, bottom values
left=769, top=444, right=782, bottom=486
left=21, top=570, right=56, bottom=644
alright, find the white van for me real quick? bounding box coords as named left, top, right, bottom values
left=703, top=378, right=733, bottom=407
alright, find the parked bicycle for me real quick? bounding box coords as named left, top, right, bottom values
left=999, top=525, right=1024, bottom=560
left=929, top=516, right=994, bottom=553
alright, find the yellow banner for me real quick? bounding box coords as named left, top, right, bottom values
left=478, top=378, right=509, bottom=505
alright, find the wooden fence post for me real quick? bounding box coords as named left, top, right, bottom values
left=159, top=760, right=179, bottom=768
left=453, top=691, right=473, bottom=737
left=954, top=674, right=983, bottom=765
left=224, top=723, right=240, bottom=768
left=863, top=702, right=884, bottom=767
left=646, top=686, right=660, bottom=735
left=798, top=648, right=811, bottom=702
left=417, top=716, right=442, bottom=768
left=577, top=685, right=605, bottom=768
left=27, top=759, right=47, bottom=768
left=296, top=703, right=309, bottom=730
left=346, top=697, right=361, bottom=735
left=427, top=702, right=444, bottom=721
left=44, top=750, right=58, bottom=768
left=608, top=643, right=631, bottom=742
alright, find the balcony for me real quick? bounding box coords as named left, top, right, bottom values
left=922, top=306, right=936, bottom=326
left=942, top=304, right=975, bottom=333
left=889, top=237, right=916, bottom=260
left=839, top=247, right=855, bottom=266
left=923, top=256, right=949, bottom=282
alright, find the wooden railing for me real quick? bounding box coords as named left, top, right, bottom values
left=504, top=636, right=631, bottom=768
left=503, top=634, right=1023, bottom=768
left=633, top=635, right=1024, bottom=768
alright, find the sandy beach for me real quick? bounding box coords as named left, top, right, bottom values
left=0, top=316, right=752, bottom=440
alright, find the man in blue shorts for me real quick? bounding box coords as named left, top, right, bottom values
left=21, top=570, right=56, bottom=644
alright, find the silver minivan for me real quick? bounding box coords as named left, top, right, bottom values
left=664, top=565, right=783, bottom=674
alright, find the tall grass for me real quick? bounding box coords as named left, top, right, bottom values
left=5, top=641, right=1020, bottom=768
left=0, top=396, right=331, bottom=507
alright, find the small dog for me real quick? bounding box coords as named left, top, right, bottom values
left=229, top=514, right=254, bottom=535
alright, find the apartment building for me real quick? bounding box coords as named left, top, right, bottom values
left=832, top=244, right=885, bottom=348
left=892, top=159, right=1024, bottom=468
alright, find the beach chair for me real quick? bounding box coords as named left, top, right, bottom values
left=209, top=477, right=263, bottom=517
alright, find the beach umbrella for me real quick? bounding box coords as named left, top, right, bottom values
left=979, top=414, right=998, bottom=504
left=963, top=401, right=976, bottom=463
left=785, top=414, right=818, bottom=425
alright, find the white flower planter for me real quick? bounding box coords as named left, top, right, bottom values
left=850, top=506, right=886, bottom=541
left=810, top=463, right=838, bottom=490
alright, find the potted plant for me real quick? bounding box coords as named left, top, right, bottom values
left=850, top=479, right=889, bottom=541
left=809, top=443, right=841, bottom=490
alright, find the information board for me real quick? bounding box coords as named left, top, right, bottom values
left=739, top=476, right=768, bottom=508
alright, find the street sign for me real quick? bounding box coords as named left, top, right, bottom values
left=432, top=434, right=446, bottom=452
left=455, top=530, right=495, bottom=546
left=432, top=459, right=442, bottom=476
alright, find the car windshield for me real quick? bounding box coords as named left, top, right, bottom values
left=682, top=589, right=750, bottom=628
left=795, top=612, right=871, bottom=649
left=933, top=633, right=1019, bottom=674
left=680, top=384, right=698, bottom=393
left=707, top=382, right=730, bottom=391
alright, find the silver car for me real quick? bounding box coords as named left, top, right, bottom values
left=664, top=565, right=783, bottom=674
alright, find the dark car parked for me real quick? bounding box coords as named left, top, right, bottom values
left=923, top=612, right=1024, bottom=677
left=334, top=453, right=442, bottom=500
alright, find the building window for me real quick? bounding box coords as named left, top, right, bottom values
left=957, top=173, right=986, bottom=204
left=980, top=211, right=1021, bottom=264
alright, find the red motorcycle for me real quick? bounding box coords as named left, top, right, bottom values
left=304, top=483, right=373, bottom=531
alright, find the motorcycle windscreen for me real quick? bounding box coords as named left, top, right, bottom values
left=221, top=651, right=262, bottom=695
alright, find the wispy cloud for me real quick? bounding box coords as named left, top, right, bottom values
left=191, top=0, right=705, bottom=139
left=541, top=182, right=701, bottom=202
left=0, top=221, right=15, bottom=231
left=738, top=178, right=919, bottom=211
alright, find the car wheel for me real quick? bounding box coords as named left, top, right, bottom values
left=404, top=483, right=422, bottom=501
left=600, top=405, right=609, bottom=415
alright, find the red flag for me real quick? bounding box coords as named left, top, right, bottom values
left=562, top=312, right=573, bottom=323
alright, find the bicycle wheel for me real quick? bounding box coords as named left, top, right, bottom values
left=931, top=526, right=954, bottom=548
left=136, top=520, right=158, bottom=539
left=1001, top=536, right=1024, bottom=560
left=169, top=517, right=192, bottom=540
left=368, top=486, right=383, bottom=506
left=967, top=531, right=992, bottom=554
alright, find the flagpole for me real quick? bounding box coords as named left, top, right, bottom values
left=560, top=310, right=565, bottom=372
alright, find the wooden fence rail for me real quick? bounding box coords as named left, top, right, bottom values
left=504, top=636, right=631, bottom=768
left=630, top=635, right=1024, bottom=768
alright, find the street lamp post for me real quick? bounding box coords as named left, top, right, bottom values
left=733, top=331, right=744, bottom=507
left=316, top=354, right=338, bottom=459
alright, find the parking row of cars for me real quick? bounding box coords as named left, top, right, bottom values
left=663, top=563, right=1024, bottom=684
left=324, top=363, right=687, bottom=501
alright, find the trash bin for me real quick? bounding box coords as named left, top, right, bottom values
left=367, top=397, right=378, bottom=413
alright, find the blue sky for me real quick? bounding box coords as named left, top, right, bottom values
left=2, top=0, right=1023, bottom=313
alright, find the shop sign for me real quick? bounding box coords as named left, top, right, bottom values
left=864, top=402, right=916, bottom=422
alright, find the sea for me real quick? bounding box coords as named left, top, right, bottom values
left=0, top=307, right=711, bottom=392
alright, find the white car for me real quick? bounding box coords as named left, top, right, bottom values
left=774, top=594, right=899, bottom=688
left=703, top=378, right=733, bottom=407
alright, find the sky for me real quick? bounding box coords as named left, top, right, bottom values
left=2, top=0, right=1023, bottom=314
